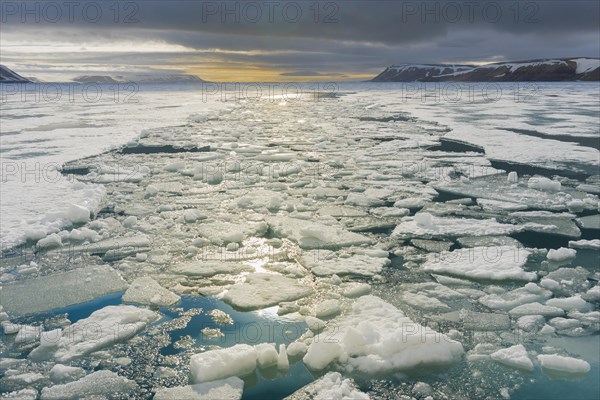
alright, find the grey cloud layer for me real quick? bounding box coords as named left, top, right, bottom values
left=2, top=1, right=598, bottom=78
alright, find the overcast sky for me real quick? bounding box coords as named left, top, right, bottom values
left=1, top=0, right=598, bottom=81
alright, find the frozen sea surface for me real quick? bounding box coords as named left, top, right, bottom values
left=0, top=82, right=599, bottom=399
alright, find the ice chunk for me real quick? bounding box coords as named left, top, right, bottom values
left=583, top=286, right=600, bottom=302
left=575, top=215, right=600, bottom=230
left=266, top=216, right=371, bottom=249
left=456, top=235, right=523, bottom=248
left=300, top=251, right=389, bottom=277
left=287, top=372, right=369, bottom=400
left=154, top=377, right=244, bottom=400
left=49, top=364, right=85, bottom=383
left=190, top=344, right=258, bottom=383
left=508, top=302, right=564, bottom=317
left=490, top=345, right=534, bottom=371
left=1, top=266, right=128, bottom=315
left=401, top=293, right=450, bottom=312
left=196, top=221, right=267, bottom=246
left=305, top=316, right=327, bottom=332
left=568, top=239, right=600, bottom=250
left=2, top=389, right=38, bottom=400
left=480, top=285, right=553, bottom=310
left=66, top=204, right=90, bottom=224
left=183, top=209, right=207, bottom=224
left=40, top=370, right=138, bottom=399
left=516, top=315, right=546, bottom=332
left=507, top=171, right=518, bottom=183
left=303, top=296, right=463, bottom=373
left=537, top=354, right=590, bottom=375
left=315, top=300, right=342, bottom=318
left=303, top=340, right=343, bottom=371
left=547, top=248, right=577, bottom=262
left=341, top=283, right=371, bottom=298
left=278, top=344, right=289, bottom=370
left=222, top=273, right=312, bottom=310
left=527, top=177, right=561, bottom=192
left=287, top=341, right=308, bottom=358
left=30, top=305, right=158, bottom=362
left=393, top=214, right=520, bottom=239
left=546, top=295, right=592, bottom=312
left=256, top=343, right=278, bottom=369
left=175, top=261, right=253, bottom=277
left=122, top=277, right=180, bottom=306
left=37, top=233, right=63, bottom=249
left=423, top=246, right=534, bottom=281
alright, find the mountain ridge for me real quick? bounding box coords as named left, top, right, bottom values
left=372, top=58, right=600, bottom=82
left=0, top=65, right=30, bottom=83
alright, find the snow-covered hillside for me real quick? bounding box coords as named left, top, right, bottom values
left=73, top=74, right=205, bottom=84
left=0, top=65, right=30, bottom=83
left=372, top=58, right=600, bottom=82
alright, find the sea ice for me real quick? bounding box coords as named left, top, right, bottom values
left=568, top=239, right=600, bottom=250
left=537, top=354, right=591, bottom=374
left=266, top=216, right=372, bottom=249
left=545, top=295, right=592, bottom=312
left=392, top=214, right=519, bottom=239
left=508, top=303, right=564, bottom=317
left=222, top=273, right=312, bottom=310
left=490, top=345, right=534, bottom=371
left=1, top=266, right=128, bottom=315
left=190, top=344, right=258, bottom=383
left=302, top=296, right=464, bottom=373
left=315, top=299, right=342, bottom=318
left=30, top=305, right=159, bottom=362
left=286, top=372, right=369, bottom=400
left=40, top=370, right=138, bottom=399
left=256, top=343, right=279, bottom=369
left=122, top=277, right=180, bottom=306
left=480, top=285, right=553, bottom=310
left=422, top=246, right=535, bottom=281
left=547, top=248, right=577, bottom=262
left=175, top=261, right=254, bottom=277
left=153, top=377, right=244, bottom=400
left=49, top=364, right=85, bottom=383
left=300, top=250, right=389, bottom=277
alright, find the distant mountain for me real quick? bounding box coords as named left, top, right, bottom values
left=73, top=74, right=205, bottom=84
left=0, top=65, right=30, bottom=83
left=372, top=58, right=600, bottom=82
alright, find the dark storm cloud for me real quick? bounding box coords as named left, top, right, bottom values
left=3, top=1, right=598, bottom=40
left=1, top=1, right=598, bottom=79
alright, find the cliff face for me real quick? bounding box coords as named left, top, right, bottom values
left=0, top=65, right=30, bottom=83
left=372, top=58, right=600, bottom=82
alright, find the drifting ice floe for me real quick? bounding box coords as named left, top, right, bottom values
left=30, top=305, right=158, bottom=361
left=490, top=344, right=534, bottom=371
left=392, top=213, right=520, bottom=239
left=302, top=296, right=464, bottom=373
left=1, top=266, right=128, bottom=315
left=422, top=246, right=535, bottom=281
left=286, top=372, right=369, bottom=399
left=190, top=344, right=257, bottom=383
left=122, top=277, right=181, bottom=306
left=300, top=250, right=389, bottom=277
left=266, top=216, right=372, bottom=249
left=222, top=273, right=313, bottom=310
left=154, top=377, right=244, bottom=400
left=537, top=354, right=591, bottom=375
left=40, top=370, right=137, bottom=399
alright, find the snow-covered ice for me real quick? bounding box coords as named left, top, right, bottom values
left=422, top=246, right=534, bottom=281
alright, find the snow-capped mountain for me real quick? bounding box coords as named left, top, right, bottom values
left=0, top=65, right=30, bottom=83
left=73, top=74, right=205, bottom=84
left=372, top=58, right=600, bottom=82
